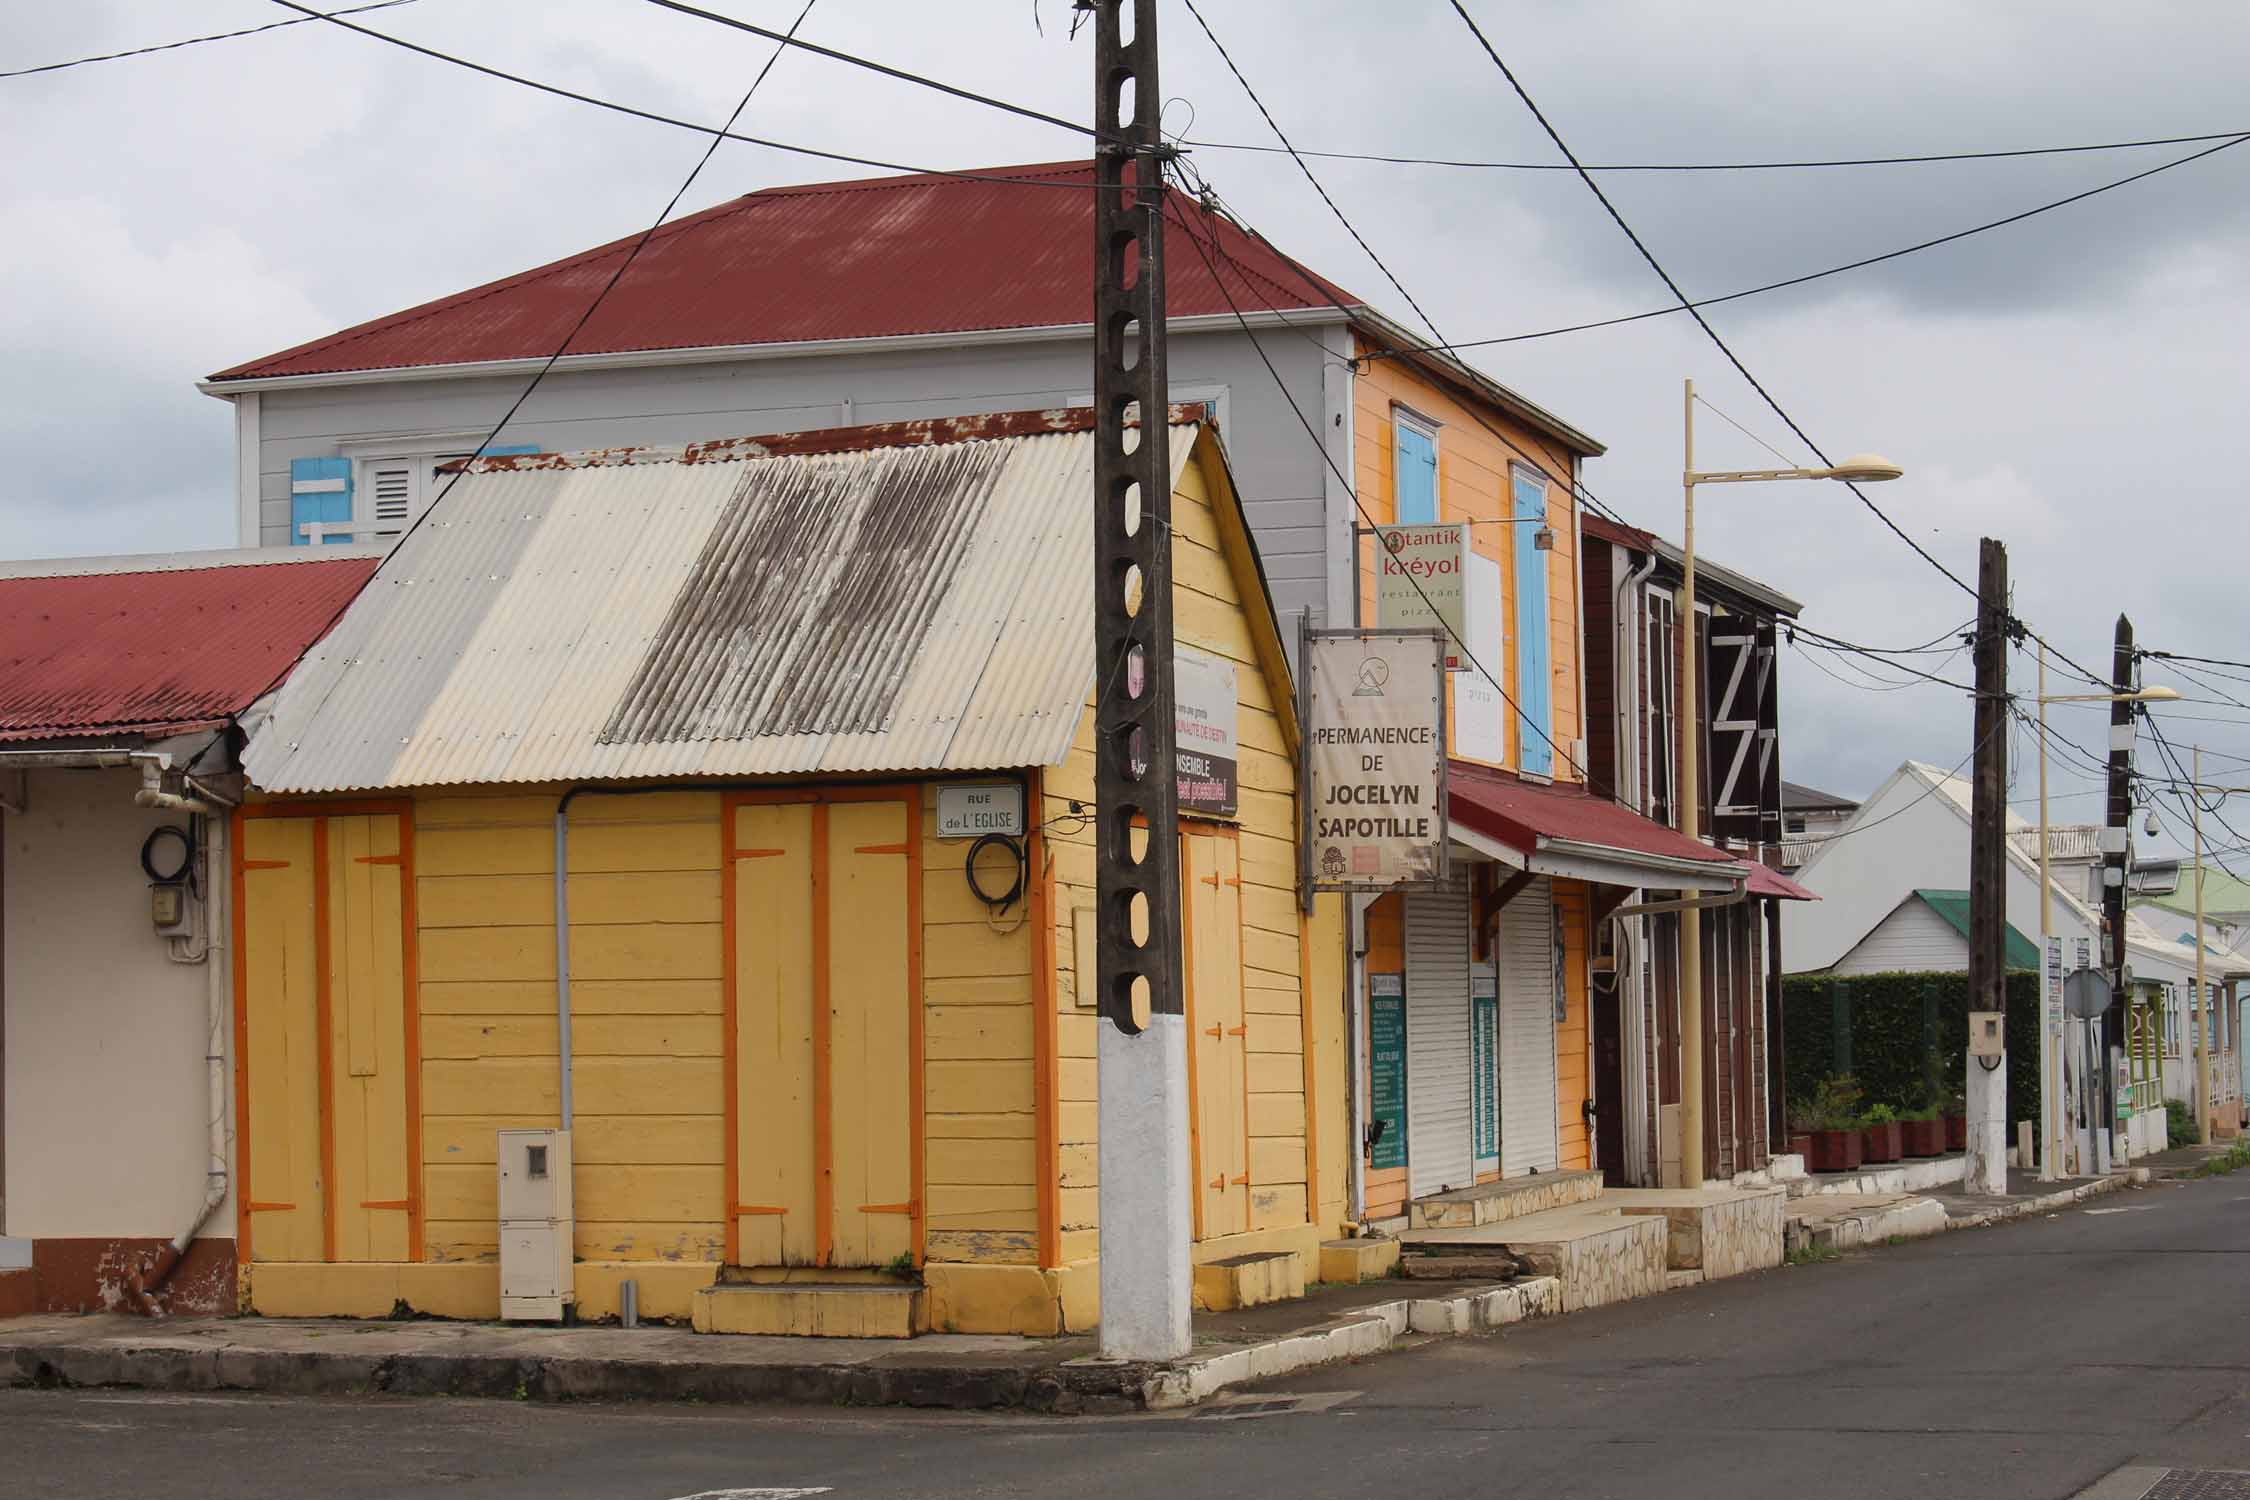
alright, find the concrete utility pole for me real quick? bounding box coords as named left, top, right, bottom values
left=1089, top=0, right=1192, bottom=1363
left=1964, top=537, right=2010, bottom=1195
left=2195, top=745, right=2211, bottom=1146
left=2100, top=615, right=2135, bottom=1175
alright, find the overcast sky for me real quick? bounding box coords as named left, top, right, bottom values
left=5, top=1, right=2247, bottom=862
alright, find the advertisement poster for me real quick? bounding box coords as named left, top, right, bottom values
left=1369, top=973, right=1408, bottom=1171
left=1307, top=630, right=1446, bottom=891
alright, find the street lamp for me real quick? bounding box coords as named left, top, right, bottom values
left=2034, top=670, right=2178, bottom=1179
left=1678, top=378, right=1902, bottom=1187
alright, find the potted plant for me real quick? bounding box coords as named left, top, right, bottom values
left=1860, top=1103, right=1904, bottom=1164
left=1900, top=1103, right=1947, bottom=1158
left=1941, top=1083, right=1968, bottom=1152
left=1804, top=1076, right=1865, bottom=1174
left=1784, top=1099, right=1817, bottom=1163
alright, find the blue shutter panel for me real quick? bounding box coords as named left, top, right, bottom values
left=288, top=457, right=353, bottom=546
left=1394, top=423, right=1437, bottom=525
left=1511, top=469, right=1553, bottom=775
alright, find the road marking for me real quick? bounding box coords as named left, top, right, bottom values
left=2085, top=1205, right=2157, bottom=1215
left=669, top=1490, right=833, bottom=1499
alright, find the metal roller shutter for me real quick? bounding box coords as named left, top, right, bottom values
left=1405, top=875, right=1473, bottom=1199
left=1500, top=877, right=1560, bottom=1177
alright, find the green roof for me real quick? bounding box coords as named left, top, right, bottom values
left=1913, top=889, right=2040, bottom=970
left=2142, top=867, right=2250, bottom=919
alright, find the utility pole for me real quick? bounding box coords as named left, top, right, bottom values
left=2100, top=614, right=2135, bottom=1176
left=1678, top=379, right=1706, bottom=1190
left=1964, top=537, right=2009, bottom=1195
left=2195, top=745, right=2212, bottom=1146
left=1089, top=0, right=1191, bottom=1363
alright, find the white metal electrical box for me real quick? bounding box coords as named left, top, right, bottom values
left=1968, top=1011, right=2007, bottom=1058
left=497, top=1128, right=573, bottom=1321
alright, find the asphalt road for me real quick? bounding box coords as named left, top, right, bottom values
left=10, top=1176, right=2250, bottom=1500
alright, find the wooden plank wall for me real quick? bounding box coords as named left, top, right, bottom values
left=1043, top=448, right=1312, bottom=1264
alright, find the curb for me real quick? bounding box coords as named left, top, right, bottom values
left=2, top=1278, right=1564, bottom=1415
left=1940, top=1168, right=2148, bottom=1230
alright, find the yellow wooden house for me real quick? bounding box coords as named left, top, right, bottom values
left=232, top=407, right=1347, bottom=1335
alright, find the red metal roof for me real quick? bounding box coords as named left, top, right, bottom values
left=1739, top=857, right=1818, bottom=901
left=1447, top=759, right=1740, bottom=873
left=0, top=557, right=378, bottom=742
left=209, top=161, right=1361, bottom=383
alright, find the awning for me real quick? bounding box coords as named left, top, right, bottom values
left=1446, top=760, right=1743, bottom=893
left=1740, top=858, right=1818, bottom=901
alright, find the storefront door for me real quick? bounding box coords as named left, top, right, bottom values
left=1405, top=875, right=1472, bottom=1199
left=1499, top=877, right=1560, bottom=1177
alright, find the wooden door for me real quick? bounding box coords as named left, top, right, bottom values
left=1592, top=971, right=1627, bottom=1185
left=728, top=795, right=916, bottom=1269
left=1185, top=829, right=1248, bottom=1240
left=240, top=809, right=414, bottom=1264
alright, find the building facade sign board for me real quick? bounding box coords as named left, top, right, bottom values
left=1306, top=629, right=1447, bottom=891
left=1455, top=550, right=1506, bottom=762
left=1173, top=645, right=1239, bottom=817
left=1374, top=524, right=1470, bottom=670
left=1369, top=972, right=1409, bottom=1171
left=937, top=782, right=1025, bottom=839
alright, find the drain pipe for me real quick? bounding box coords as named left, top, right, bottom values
left=131, top=799, right=236, bottom=1313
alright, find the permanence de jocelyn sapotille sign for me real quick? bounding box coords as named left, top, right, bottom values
left=1306, top=630, right=1446, bottom=891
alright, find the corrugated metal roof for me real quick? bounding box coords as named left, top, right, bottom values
left=0, top=554, right=378, bottom=743
left=208, top=161, right=1360, bottom=383
left=244, top=409, right=1210, bottom=793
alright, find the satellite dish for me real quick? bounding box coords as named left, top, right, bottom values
left=2063, top=966, right=2113, bottom=1020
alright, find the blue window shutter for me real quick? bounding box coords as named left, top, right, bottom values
left=289, top=457, right=353, bottom=546
left=1394, top=422, right=1437, bottom=525
left=1512, top=468, right=1553, bottom=775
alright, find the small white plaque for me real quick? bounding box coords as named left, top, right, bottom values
left=936, top=782, right=1024, bottom=839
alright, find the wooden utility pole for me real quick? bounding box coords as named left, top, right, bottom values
left=1089, top=0, right=1191, bottom=1362
left=2100, top=614, right=2135, bottom=1174
left=1964, top=537, right=2009, bottom=1194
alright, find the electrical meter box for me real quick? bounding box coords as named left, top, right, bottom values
left=497, top=1128, right=573, bottom=1321
left=1968, top=1011, right=2007, bottom=1058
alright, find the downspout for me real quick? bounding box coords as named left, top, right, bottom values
left=131, top=780, right=239, bottom=1313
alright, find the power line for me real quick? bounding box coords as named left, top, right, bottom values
left=1165, top=185, right=1614, bottom=798
left=637, top=0, right=1093, bottom=138
left=2145, top=648, right=2250, bottom=677
left=1787, top=723, right=2006, bottom=853
left=1442, top=0, right=1980, bottom=608
left=264, top=0, right=1093, bottom=190
left=1355, top=129, right=2250, bottom=363
left=254, top=0, right=819, bottom=703
left=1182, top=127, right=2250, bottom=175
left=2, top=0, right=418, bottom=80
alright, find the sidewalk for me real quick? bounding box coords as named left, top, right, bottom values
left=1784, top=1167, right=2146, bottom=1254
left=0, top=1274, right=1561, bottom=1414
left=2130, top=1142, right=2240, bottom=1179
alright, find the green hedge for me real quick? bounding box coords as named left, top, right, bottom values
left=1782, top=969, right=2040, bottom=1124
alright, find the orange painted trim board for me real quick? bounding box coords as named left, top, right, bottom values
left=240, top=798, right=413, bottom=820
left=719, top=795, right=741, bottom=1265
left=312, top=819, right=337, bottom=1265
left=905, top=783, right=927, bottom=1268
left=1180, top=831, right=1205, bottom=1243
left=397, top=809, right=424, bottom=1262
left=1298, top=908, right=1321, bottom=1230
left=1027, top=769, right=1060, bottom=1270
left=231, top=811, right=252, bottom=1268
left=810, top=801, right=834, bottom=1267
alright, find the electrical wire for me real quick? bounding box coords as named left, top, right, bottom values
left=1181, top=127, right=2250, bottom=175
left=251, top=0, right=819, bottom=706
left=636, top=0, right=1093, bottom=138
left=1443, top=0, right=2139, bottom=703
left=1784, top=720, right=2006, bottom=852
left=264, top=0, right=1094, bottom=189
left=2, top=0, right=418, bottom=79
left=1350, top=129, right=2250, bottom=363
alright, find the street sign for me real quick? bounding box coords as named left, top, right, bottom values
left=1373, top=524, right=1469, bottom=669
left=2063, top=966, right=2114, bottom=1020
left=936, top=782, right=1024, bottom=839
left=1306, top=629, right=1447, bottom=891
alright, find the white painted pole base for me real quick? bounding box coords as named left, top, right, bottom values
left=1964, top=1053, right=2009, bottom=1195
left=1098, top=1013, right=1194, bottom=1361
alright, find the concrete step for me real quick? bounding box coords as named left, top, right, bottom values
left=1192, top=1250, right=1305, bottom=1313
left=1786, top=1154, right=1969, bottom=1199
left=1664, top=1269, right=1704, bottom=1292
left=1318, top=1238, right=1400, bottom=1284
left=691, top=1282, right=923, bottom=1338
left=1601, top=1186, right=1786, bottom=1279
left=1396, top=1251, right=1524, bottom=1282
left=1404, top=1205, right=1668, bottom=1314
left=1782, top=1193, right=1947, bottom=1255
left=1409, top=1169, right=1606, bottom=1230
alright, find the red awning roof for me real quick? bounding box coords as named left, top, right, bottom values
left=0, top=555, right=377, bottom=743
left=1446, top=760, right=1742, bottom=888
left=208, top=160, right=1361, bottom=383
left=1738, top=857, right=1818, bottom=901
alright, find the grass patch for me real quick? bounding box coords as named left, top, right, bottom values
left=1785, top=1243, right=1841, bottom=1266
left=2189, top=1140, right=2250, bottom=1178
